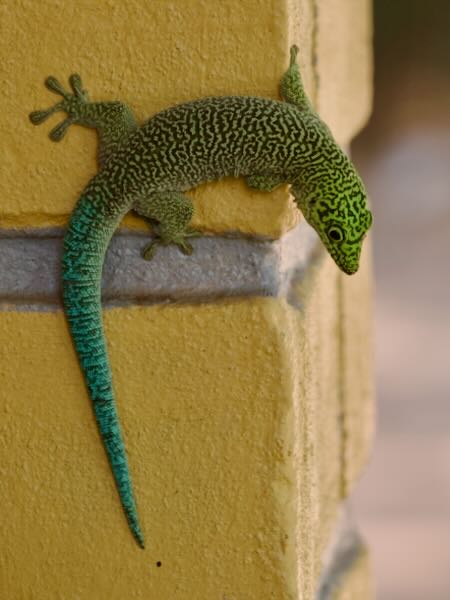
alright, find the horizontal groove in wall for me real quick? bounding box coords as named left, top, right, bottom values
left=0, top=222, right=321, bottom=311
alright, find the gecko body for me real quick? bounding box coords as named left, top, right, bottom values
left=29, top=47, right=372, bottom=548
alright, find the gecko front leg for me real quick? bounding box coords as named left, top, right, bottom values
left=134, top=191, right=201, bottom=260
left=29, top=73, right=137, bottom=166
left=29, top=74, right=91, bottom=141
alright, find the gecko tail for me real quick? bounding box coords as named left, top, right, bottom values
left=62, top=189, right=145, bottom=549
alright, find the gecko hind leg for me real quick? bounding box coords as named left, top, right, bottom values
left=134, top=191, right=201, bottom=260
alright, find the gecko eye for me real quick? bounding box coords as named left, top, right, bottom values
left=327, top=226, right=345, bottom=242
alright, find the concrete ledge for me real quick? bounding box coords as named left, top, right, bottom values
left=0, top=222, right=321, bottom=310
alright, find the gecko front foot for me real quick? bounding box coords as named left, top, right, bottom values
left=29, top=74, right=89, bottom=141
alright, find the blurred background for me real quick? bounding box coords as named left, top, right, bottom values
left=351, top=1, right=450, bottom=598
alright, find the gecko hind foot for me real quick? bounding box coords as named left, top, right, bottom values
left=142, top=229, right=202, bottom=261
left=29, top=73, right=89, bottom=141
left=142, top=238, right=195, bottom=261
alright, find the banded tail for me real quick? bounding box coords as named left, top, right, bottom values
left=62, top=189, right=144, bottom=548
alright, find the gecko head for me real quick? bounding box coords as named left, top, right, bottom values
left=292, top=166, right=373, bottom=275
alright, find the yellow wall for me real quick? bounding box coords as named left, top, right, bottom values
left=1, top=1, right=373, bottom=598
left=0, top=252, right=372, bottom=599
left=2, top=0, right=298, bottom=233
left=1, top=301, right=305, bottom=598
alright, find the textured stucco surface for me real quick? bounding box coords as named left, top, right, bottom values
left=315, top=0, right=373, bottom=145
left=0, top=251, right=374, bottom=600
left=0, top=293, right=317, bottom=599
left=0, top=244, right=371, bottom=599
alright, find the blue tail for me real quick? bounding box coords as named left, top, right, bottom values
left=62, top=190, right=144, bottom=548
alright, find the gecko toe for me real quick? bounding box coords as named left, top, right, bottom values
left=45, top=76, right=70, bottom=99
left=142, top=241, right=159, bottom=260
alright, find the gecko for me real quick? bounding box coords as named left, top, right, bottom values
left=29, top=46, right=372, bottom=549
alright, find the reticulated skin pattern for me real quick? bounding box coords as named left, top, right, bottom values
left=29, top=45, right=372, bottom=548
left=115, top=96, right=372, bottom=274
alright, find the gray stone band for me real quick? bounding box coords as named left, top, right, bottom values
left=0, top=222, right=322, bottom=310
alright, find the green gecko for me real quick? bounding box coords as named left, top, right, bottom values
left=29, top=46, right=372, bottom=549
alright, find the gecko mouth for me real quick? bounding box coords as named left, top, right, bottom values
left=328, top=249, right=359, bottom=275
left=338, top=254, right=360, bottom=275
left=342, top=264, right=358, bottom=275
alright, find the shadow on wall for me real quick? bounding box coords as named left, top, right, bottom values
left=351, top=1, right=450, bottom=599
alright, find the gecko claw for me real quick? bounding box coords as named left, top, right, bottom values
left=290, top=45, right=299, bottom=66
left=178, top=241, right=193, bottom=255
left=69, top=73, right=89, bottom=100
left=142, top=241, right=159, bottom=261
left=29, top=106, right=61, bottom=125
left=45, top=76, right=70, bottom=98
left=184, top=228, right=202, bottom=238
